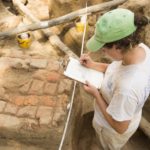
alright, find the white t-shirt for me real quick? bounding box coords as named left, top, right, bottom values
left=94, top=43, right=150, bottom=133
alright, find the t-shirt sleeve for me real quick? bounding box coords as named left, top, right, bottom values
left=106, top=92, right=138, bottom=121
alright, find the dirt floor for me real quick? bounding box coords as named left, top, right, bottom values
left=77, top=112, right=150, bottom=150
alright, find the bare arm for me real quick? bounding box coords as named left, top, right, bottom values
left=84, top=81, right=130, bottom=134
left=94, top=92, right=130, bottom=134
left=80, top=54, right=109, bottom=73
left=90, top=62, right=109, bottom=73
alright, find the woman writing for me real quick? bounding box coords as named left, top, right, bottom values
left=80, top=8, right=150, bottom=150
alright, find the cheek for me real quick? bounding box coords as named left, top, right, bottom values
left=105, top=51, right=115, bottom=57
left=105, top=50, right=121, bottom=60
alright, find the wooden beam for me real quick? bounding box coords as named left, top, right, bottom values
left=0, top=0, right=127, bottom=38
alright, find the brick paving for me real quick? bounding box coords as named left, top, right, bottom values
left=0, top=56, right=73, bottom=143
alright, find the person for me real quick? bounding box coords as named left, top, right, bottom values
left=80, top=8, right=150, bottom=150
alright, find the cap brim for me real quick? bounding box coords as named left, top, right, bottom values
left=86, top=36, right=105, bottom=52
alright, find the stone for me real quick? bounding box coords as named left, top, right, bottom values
left=10, top=50, right=25, bottom=58
left=0, top=101, right=6, bottom=112
left=44, top=83, right=58, bottom=95
left=10, top=58, right=30, bottom=70
left=39, top=96, right=56, bottom=107
left=30, top=59, right=48, bottom=69
left=4, top=103, right=18, bottom=115
left=57, top=94, right=68, bottom=109
left=29, top=80, right=44, bottom=95
left=0, top=114, right=20, bottom=129
left=3, top=68, right=32, bottom=92
left=36, top=106, right=53, bottom=125
left=46, top=72, right=61, bottom=82
left=58, top=79, right=73, bottom=94
left=33, top=70, right=61, bottom=82
left=51, top=107, right=66, bottom=127
left=47, top=60, right=60, bottom=71
left=19, top=80, right=33, bottom=94
left=33, top=70, right=47, bottom=81
left=24, top=95, right=39, bottom=106
left=17, top=106, right=37, bottom=118
left=11, top=95, right=25, bottom=106
left=19, top=118, right=38, bottom=131
left=10, top=58, right=24, bottom=69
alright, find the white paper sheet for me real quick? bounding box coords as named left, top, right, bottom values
left=64, top=57, right=104, bottom=89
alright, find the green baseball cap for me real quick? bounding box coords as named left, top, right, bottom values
left=86, top=8, right=137, bottom=52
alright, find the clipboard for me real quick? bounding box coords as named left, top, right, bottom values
left=64, top=57, right=104, bottom=89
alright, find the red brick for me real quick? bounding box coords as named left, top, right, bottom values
left=33, top=70, right=61, bottom=82
left=29, top=80, right=44, bottom=95
left=39, top=96, right=56, bottom=107
left=33, top=70, right=47, bottom=81
left=46, top=72, right=61, bottom=82
left=56, top=94, right=68, bottom=108
left=36, top=106, right=53, bottom=125
left=58, top=79, right=73, bottom=94
left=24, top=95, right=39, bottom=106
left=19, top=80, right=32, bottom=94
left=51, top=107, right=66, bottom=127
left=0, top=114, right=20, bottom=129
left=47, top=60, right=60, bottom=71
left=44, top=83, right=57, bottom=95
left=4, top=103, right=18, bottom=114
left=11, top=95, right=25, bottom=106
left=17, top=106, right=37, bottom=118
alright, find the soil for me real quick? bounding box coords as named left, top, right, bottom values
left=77, top=112, right=150, bottom=150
